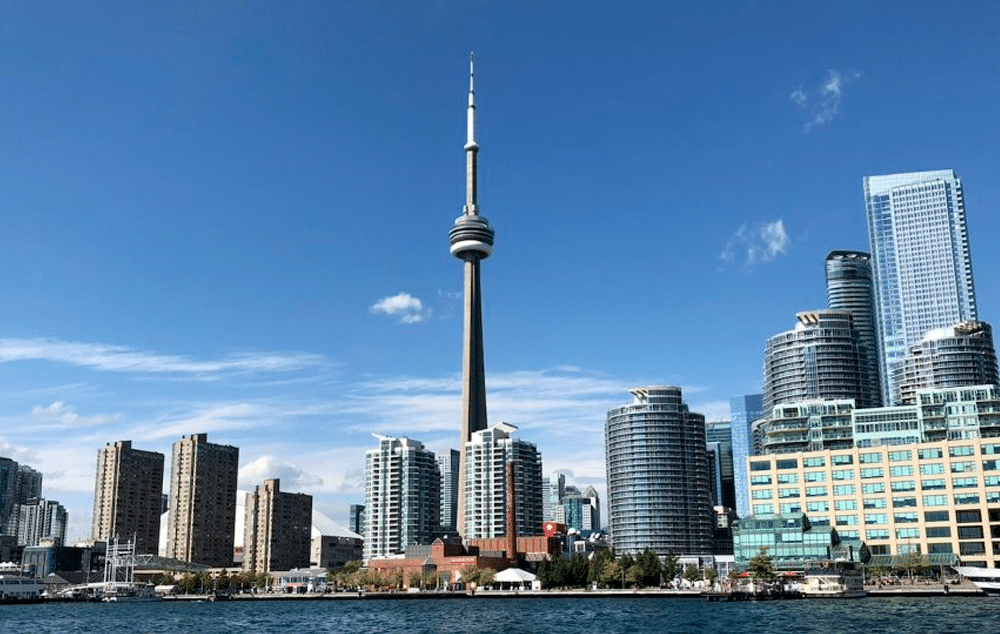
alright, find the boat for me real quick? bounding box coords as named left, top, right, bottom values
left=801, top=560, right=866, bottom=598
left=954, top=566, right=1000, bottom=596
left=0, top=574, right=45, bottom=603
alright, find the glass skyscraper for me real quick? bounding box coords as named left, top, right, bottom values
left=864, top=170, right=978, bottom=405
left=826, top=250, right=881, bottom=408
left=731, top=393, right=764, bottom=519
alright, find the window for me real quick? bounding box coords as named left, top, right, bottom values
left=985, top=475, right=1000, bottom=487
left=896, top=528, right=919, bottom=539
left=804, top=457, right=826, bottom=468
left=863, top=497, right=886, bottom=509
left=890, top=465, right=914, bottom=477
left=861, top=468, right=885, bottom=479
left=892, top=496, right=917, bottom=508
left=809, top=516, right=830, bottom=526
left=919, top=447, right=943, bottom=459
left=776, top=459, right=798, bottom=470
left=751, top=475, right=772, bottom=485
left=923, top=495, right=948, bottom=507
left=960, top=542, right=986, bottom=555
left=982, top=444, right=1000, bottom=456
left=959, top=526, right=984, bottom=540
left=893, top=512, right=918, bottom=523
left=921, top=478, right=946, bottom=490
left=924, top=510, right=949, bottom=522
left=752, top=489, right=772, bottom=500
left=950, top=445, right=974, bottom=457
left=777, top=473, right=799, bottom=484
left=952, top=477, right=978, bottom=489
left=806, top=501, right=829, bottom=512
left=835, top=499, right=857, bottom=511
left=862, top=483, right=886, bottom=494
left=866, top=529, right=889, bottom=540
left=832, top=455, right=854, bottom=465
left=954, top=493, right=981, bottom=505
left=920, top=463, right=945, bottom=475
left=835, top=515, right=857, bottom=526
left=859, top=452, right=882, bottom=464
left=780, top=503, right=802, bottom=514
left=751, top=461, right=772, bottom=471
left=779, top=487, right=800, bottom=499
left=804, top=471, right=826, bottom=482
left=753, top=504, right=774, bottom=514
left=833, top=485, right=856, bottom=496
left=806, top=486, right=828, bottom=497
left=928, top=543, right=953, bottom=554
left=983, top=460, right=1000, bottom=472
left=890, top=480, right=915, bottom=492
left=951, top=461, right=976, bottom=473
left=956, top=510, right=982, bottom=523
left=888, top=450, right=912, bottom=462
left=832, top=469, right=855, bottom=481
left=864, top=513, right=888, bottom=525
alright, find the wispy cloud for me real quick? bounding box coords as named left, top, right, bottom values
left=370, top=292, right=431, bottom=324
left=790, top=69, right=862, bottom=132
left=0, top=436, right=37, bottom=463
left=719, top=219, right=790, bottom=270
left=0, top=338, right=327, bottom=378
left=31, top=401, right=123, bottom=427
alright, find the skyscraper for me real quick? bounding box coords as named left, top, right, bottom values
left=243, top=478, right=312, bottom=573
left=542, top=471, right=566, bottom=522
left=165, top=433, right=239, bottom=567
left=449, top=56, right=496, bottom=539
left=1, top=459, right=42, bottom=538
left=437, top=449, right=460, bottom=535
left=91, top=440, right=165, bottom=554
left=16, top=498, right=67, bottom=546
left=864, top=170, right=978, bottom=404
left=763, top=310, right=865, bottom=412
left=893, top=320, right=998, bottom=405
left=826, top=250, right=882, bottom=408
left=605, top=387, right=713, bottom=555
left=363, top=435, right=440, bottom=562
left=462, top=422, right=543, bottom=539
left=705, top=420, right=736, bottom=510
left=730, top=394, right=764, bottom=518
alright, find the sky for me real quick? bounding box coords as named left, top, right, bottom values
left=1, top=1, right=999, bottom=542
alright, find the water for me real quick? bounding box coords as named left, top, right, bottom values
left=1, top=596, right=995, bottom=634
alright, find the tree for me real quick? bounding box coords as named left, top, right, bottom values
left=683, top=564, right=702, bottom=585
left=600, top=559, right=624, bottom=589
left=588, top=550, right=614, bottom=588
left=215, top=570, right=231, bottom=592
left=408, top=570, right=423, bottom=590
left=747, top=546, right=777, bottom=584
left=479, top=568, right=495, bottom=588
left=899, top=551, right=929, bottom=584
left=459, top=564, right=481, bottom=587
left=704, top=567, right=719, bottom=586
left=662, top=552, right=680, bottom=586
left=568, top=553, right=589, bottom=588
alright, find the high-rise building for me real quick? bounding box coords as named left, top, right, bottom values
left=730, top=393, right=764, bottom=518
left=605, top=387, right=713, bottom=555
left=1, top=460, right=43, bottom=537
left=16, top=498, right=67, bottom=546
left=243, top=478, right=312, bottom=573
left=893, top=320, right=999, bottom=405
left=449, top=57, right=496, bottom=538
left=557, top=485, right=601, bottom=533
left=363, top=435, right=440, bottom=562
left=438, top=449, right=460, bottom=535
left=705, top=420, right=736, bottom=510
left=165, top=433, right=239, bottom=567
left=462, top=422, right=543, bottom=539
left=763, top=310, right=865, bottom=413
left=542, top=472, right=566, bottom=522
left=91, top=440, right=165, bottom=554
left=864, top=170, right=978, bottom=405
left=826, top=250, right=882, bottom=408
left=0, top=458, right=19, bottom=535
left=348, top=504, right=365, bottom=538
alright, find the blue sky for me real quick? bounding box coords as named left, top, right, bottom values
left=2, top=1, right=999, bottom=541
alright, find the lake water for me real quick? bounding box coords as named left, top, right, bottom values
left=2, top=596, right=995, bottom=633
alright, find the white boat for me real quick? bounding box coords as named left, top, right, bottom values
left=0, top=574, right=45, bottom=602
left=954, top=566, right=1000, bottom=596
left=101, top=581, right=159, bottom=602
left=801, top=560, right=866, bottom=598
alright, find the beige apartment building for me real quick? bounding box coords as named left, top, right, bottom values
left=165, top=433, right=239, bottom=567
left=91, top=440, right=164, bottom=554
left=243, top=478, right=312, bottom=573
left=747, top=437, right=1000, bottom=568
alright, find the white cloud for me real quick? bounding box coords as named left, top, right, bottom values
left=719, top=219, right=790, bottom=269
left=238, top=455, right=324, bottom=490
left=789, top=69, right=862, bottom=132
left=0, top=338, right=326, bottom=378
left=31, top=401, right=123, bottom=427
left=370, top=292, right=430, bottom=324
left=0, top=436, right=37, bottom=463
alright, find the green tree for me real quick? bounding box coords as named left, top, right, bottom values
left=662, top=552, right=680, bottom=586
left=682, top=564, right=702, bottom=585
left=459, top=564, right=481, bottom=587
left=479, top=568, right=495, bottom=588
left=899, top=551, right=929, bottom=584
left=408, top=570, right=423, bottom=590
left=634, top=549, right=661, bottom=588
left=253, top=571, right=271, bottom=591
left=704, top=567, right=719, bottom=586
left=588, top=550, right=613, bottom=588
left=747, top=546, right=777, bottom=584
left=215, top=570, right=231, bottom=592
left=568, top=553, right=589, bottom=588
left=601, top=559, right=625, bottom=589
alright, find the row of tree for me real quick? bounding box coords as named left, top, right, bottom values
left=536, top=550, right=719, bottom=589
left=148, top=570, right=272, bottom=594
left=324, top=561, right=496, bottom=591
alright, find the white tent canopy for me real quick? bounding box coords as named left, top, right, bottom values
left=493, top=568, right=537, bottom=583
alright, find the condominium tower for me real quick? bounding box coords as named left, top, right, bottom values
left=243, top=478, right=312, bottom=573
left=730, top=394, right=765, bottom=518
left=449, top=57, right=496, bottom=538
left=864, top=170, right=978, bottom=405
left=363, top=435, right=440, bottom=562
left=165, top=433, right=239, bottom=567
left=826, top=250, right=882, bottom=408
left=893, top=320, right=998, bottom=405
left=605, top=387, right=713, bottom=555
left=91, top=440, right=165, bottom=554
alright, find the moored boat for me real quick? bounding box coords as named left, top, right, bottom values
left=954, top=566, right=1000, bottom=596
left=801, top=560, right=866, bottom=598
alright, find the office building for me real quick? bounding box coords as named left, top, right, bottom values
left=348, top=504, right=365, bottom=538
left=864, top=170, right=978, bottom=404
left=438, top=449, right=460, bottom=535
left=363, top=435, right=440, bottom=562
left=606, top=387, right=713, bottom=555
left=706, top=420, right=736, bottom=510
left=450, top=57, right=496, bottom=538
left=893, top=320, right=998, bottom=405
left=91, top=440, right=165, bottom=554
left=463, top=422, right=543, bottom=539
left=165, top=433, right=239, bottom=567
left=826, top=250, right=882, bottom=408
left=764, top=310, right=865, bottom=413
left=746, top=436, right=1000, bottom=568
left=556, top=485, right=601, bottom=533
left=243, top=479, right=312, bottom=573
left=731, top=394, right=765, bottom=518
left=542, top=472, right=566, bottom=521
left=733, top=513, right=864, bottom=571
left=16, top=498, right=67, bottom=547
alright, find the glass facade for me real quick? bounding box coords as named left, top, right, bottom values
left=892, top=320, right=998, bottom=405
left=864, top=170, right=978, bottom=405
left=733, top=513, right=864, bottom=571
left=826, top=250, right=882, bottom=408
left=732, top=394, right=765, bottom=518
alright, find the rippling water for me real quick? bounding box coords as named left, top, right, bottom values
left=2, top=596, right=995, bottom=634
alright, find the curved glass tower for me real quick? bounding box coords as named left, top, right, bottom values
left=605, top=387, right=713, bottom=555
left=826, top=250, right=881, bottom=408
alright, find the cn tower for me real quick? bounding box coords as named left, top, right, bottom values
left=449, top=54, right=494, bottom=539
